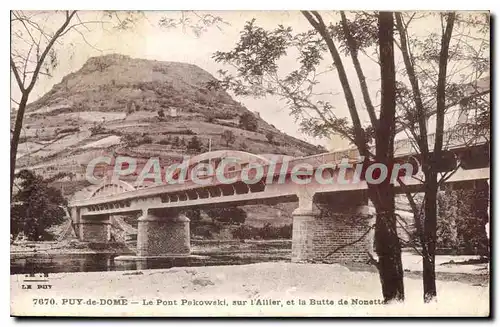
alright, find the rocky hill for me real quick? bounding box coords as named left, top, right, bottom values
left=18, top=54, right=322, bottom=168
left=15, top=54, right=325, bottom=228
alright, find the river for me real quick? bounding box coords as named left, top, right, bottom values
left=11, top=240, right=292, bottom=275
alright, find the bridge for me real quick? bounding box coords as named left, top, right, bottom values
left=68, top=131, right=489, bottom=263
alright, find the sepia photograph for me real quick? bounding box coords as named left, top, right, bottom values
left=9, top=9, right=490, bottom=317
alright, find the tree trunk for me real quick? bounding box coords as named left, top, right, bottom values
left=10, top=92, right=29, bottom=198
left=371, top=184, right=405, bottom=302
left=302, top=10, right=404, bottom=302
left=422, top=12, right=455, bottom=303
left=423, top=170, right=438, bottom=302
left=372, top=11, right=405, bottom=302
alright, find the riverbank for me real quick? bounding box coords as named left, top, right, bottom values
left=10, top=262, right=489, bottom=317
left=11, top=240, right=488, bottom=277
left=10, top=239, right=291, bottom=259
left=10, top=240, right=134, bottom=258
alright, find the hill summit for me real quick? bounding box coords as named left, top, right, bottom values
left=17, top=54, right=323, bottom=189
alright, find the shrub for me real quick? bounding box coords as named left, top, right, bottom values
left=11, top=170, right=66, bottom=241
left=232, top=223, right=292, bottom=240
left=156, top=138, right=171, bottom=145
left=239, top=112, right=258, bottom=131
left=187, top=136, right=202, bottom=153
left=436, top=185, right=489, bottom=256
left=122, top=133, right=153, bottom=147
left=232, top=225, right=257, bottom=240
left=89, top=124, right=106, bottom=136
left=206, top=207, right=247, bottom=225
left=161, top=129, right=195, bottom=135
left=57, top=127, right=80, bottom=135
left=184, top=209, right=202, bottom=222
left=222, top=130, right=236, bottom=147
left=266, top=132, right=275, bottom=144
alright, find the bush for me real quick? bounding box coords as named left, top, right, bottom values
left=266, top=132, right=275, bottom=144
left=89, top=124, right=106, bottom=136
left=156, top=138, right=171, bottom=145
left=161, top=129, right=195, bottom=135
left=172, top=136, right=180, bottom=147
left=11, top=170, right=67, bottom=241
left=232, top=225, right=257, bottom=240
left=187, top=136, right=202, bottom=153
left=232, top=223, right=292, bottom=240
left=57, top=127, right=80, bottom=135
left=206, top=207, right=247, bottom=225
left=122, top=134, right=153, bottom=147
left=184, top=209, right=202, bottom=222
left=258, top=223, right=292, bottom=240
left=239, top=112, right=258, bottom=131
left=142, top=136, right=153, bottom=144
left=222, top=130, right=236, bottom=147
left=436, top=184, right=489, bottom=256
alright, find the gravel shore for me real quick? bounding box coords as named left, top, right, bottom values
left=11, top=262, right=489, bottom=317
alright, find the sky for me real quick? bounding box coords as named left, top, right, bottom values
left=11, top=11, right=489, bottom=150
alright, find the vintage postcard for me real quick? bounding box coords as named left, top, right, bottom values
left=10, top=10, right=490, bottom=317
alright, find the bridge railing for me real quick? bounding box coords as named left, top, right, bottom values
left=325, top=129, right=487, bottom=161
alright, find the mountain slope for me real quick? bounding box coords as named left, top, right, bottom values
left=17, top=54, right=323, bottom=173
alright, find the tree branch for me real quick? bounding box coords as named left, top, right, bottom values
left=340, top=11, right=378, bottom=129
left=10, top=56, right=24, bottom=92
left=434, top=12, right=457, bottom=159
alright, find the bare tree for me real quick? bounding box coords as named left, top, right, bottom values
left=11, top=10, right=78, bottom=198
left=10, top=10, right=227, bottom=198
left=222, top=130, right=236, bottom=147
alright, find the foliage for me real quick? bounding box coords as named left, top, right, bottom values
left=184, top=209, right=202, bottom=222
left=172, top=136, right=180, bottom=147
left=187, top=136, right=203, bottom=152
left=11, top=170, right=67, bottom=241
left=265, top=132, right=275, bottom=144
left=56, top=127, right=80, bottom=135
left=238, top=112, right=259, bottom=132
left=211, top=19, right=357, bottom=141
left=394, top=13, right=490, bottom=146
left=10, top=10, right=226, bottom=198
left=158, top=12, right=229, bottom=37
left=121, top=133, right=152, bottom=147
left=212, top=11, right=406, bottom=302
left=232, top=223, right=292, bottom=240
left=156, top=137, right=171, bottom=145
left=394, top=12, right=489, bottom=301
left=89, top=123, right=107, bottom=136
left=222, top=130, right=236, bottom=147
left=206, top=207, right=247, bottom=225
left=161, top=129, right=196, bottom=135
left=239, top=141, right=248, bottom=151
left=436, top=185, right=489, bottom=256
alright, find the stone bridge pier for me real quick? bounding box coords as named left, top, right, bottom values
left=292, top=189, right=374, bottom=264
left=136, top=209, right=191, bottom=257
left=76, top=214, right=111, bottom=243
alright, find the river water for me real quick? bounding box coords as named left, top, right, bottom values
left=11, top=243, right=292, bottom=275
